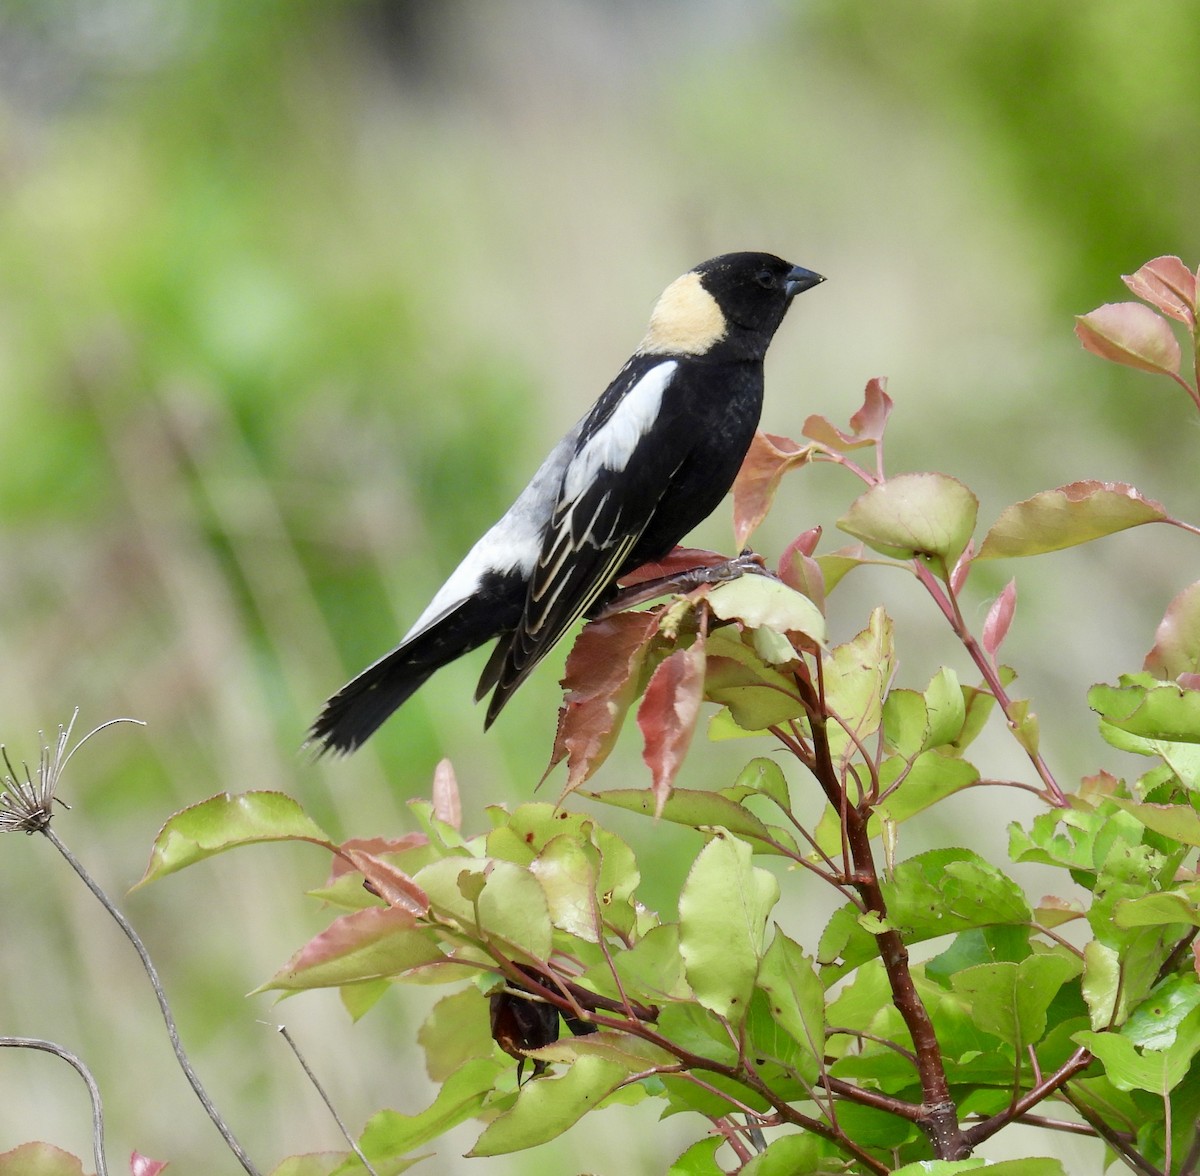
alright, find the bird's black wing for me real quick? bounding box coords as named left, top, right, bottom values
left=481, top=356, right=688, bottom=725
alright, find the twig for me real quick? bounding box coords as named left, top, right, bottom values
left=963, top=1046, right=1092, bottom=1147
left=1063, top=1089, right=1163, bottom=1176
left=271, top=1024, right=379, bottom=1176
left=0, top=1037, right=108, bottom=1176
left=41, top=825, right=262, bottom=1176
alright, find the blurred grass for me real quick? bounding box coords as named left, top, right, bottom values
left=0, top=1, right=1197, bottom=1170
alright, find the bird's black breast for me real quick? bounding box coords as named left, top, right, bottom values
left=623, top=357, right=764, bottom=571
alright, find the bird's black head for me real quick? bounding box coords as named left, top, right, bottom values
left=639, top=251, right=824, bottom=360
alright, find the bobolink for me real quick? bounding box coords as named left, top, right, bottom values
left=311, top=251, right=824, bottom=754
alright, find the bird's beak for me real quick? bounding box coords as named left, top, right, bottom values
left=784, top=266, right=826, bottom=298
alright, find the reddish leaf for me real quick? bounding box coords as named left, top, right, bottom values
left=1145, top=579, right=1200, bottom=680
left=978, top=481, right=1168, bottom=559
left=342, top=848, right=430, bottom=915
left=982, top=579, right=1017, bottom=658
left=546, top=610, right=664, bottom=794
left=778, top=528, right=825, bottom=612
left=131, top=1154, right=169, bottom=1176
left=265, top=906, right=441, bottom=990
left=1122, top=256, right=1197, bottom=325
left=1075, top=302, right=1181, bottom=376
left=619, top=546, right=728, bottom=587
left=950, top=540, right=975, bottom=596
left=731, top=431, right=813, bottom=548
left=802, top=377, right=893, bottom=451
left=431, top=758, right=462, bottom=830
left=327, top=834, right=428, bottom=881
left=638, top=637, right=707, bottom=818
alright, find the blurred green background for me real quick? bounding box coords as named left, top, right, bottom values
left=1, top=1, right=1198, bottom=1170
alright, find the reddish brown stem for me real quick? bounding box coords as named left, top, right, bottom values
left=796, top=674, right=970, bottom=1161
left=963, top=1047, right=1092, bottom=1147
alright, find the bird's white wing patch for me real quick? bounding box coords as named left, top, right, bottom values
left=561, top=361, right=677, bottom=502
left=401, top=425, right=581, bottom=642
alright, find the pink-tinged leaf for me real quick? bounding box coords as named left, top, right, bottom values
left=137, top=792, right=333, bottom=887
left=838, top=472, right=978, bottom=564
left=431, top=758, right=461, bottom=830
left=803, top=377, right=893, bottom=451
left=778, top=529, right=825, bottom=612
left=1123, top=256, right=1197, bottom=325
left=731, top=430, right=813, bottom=548
left=848, top=377, right=893, bottom=441
left=262, top=906, right=443, bottom=991
left=131, top=1154, right=169, bottom=1176
left=342, top=848, right=429, bottom=915
left=638, top=638, right=706, bottom=818
left=1182, top=673, right=1200, bottom=691
left=546, top=610, right=664, bottom=794
left=982, top=579, right=1018, bottom=658
left=326, top=834, right=428, bottom=882
left=978, top=481, right=1169, bottom=559
left=619, top=546, right=727, bottom=587
left=1075, top=302, right=1181, bottom=376
left=950, top=540, right=975, bottom=596
left=1145, top=579, right=1200, bottom=680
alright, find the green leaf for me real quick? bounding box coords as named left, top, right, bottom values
left=924, top=667, right=965, bottom=749
left=1115, top=884, right=1200, bottom=928
left=948, top=953, right=1081, bottom=1049
left=819, top=849, right=1030, bottom=977
left=418, top=987, right=496, bottom=1081
left=469, top=1055, right=630, bottom=1155
left=0, top=1144, right=88, bottom=1176
left=1124, top=976, right=1200, bottom=1049
left=978, top=482, right=1168, bottom=559
left=702, top=627, right=808, bottom=731
left=838, top=472, right=978, bottom=564
left=883, top=688, right=929, bottom=758
left=138, top=791, right=332, bottom=885
left=1082, top=940, right=1122, bottom=1029
left=733, top=757, right=792, bottom=812
left=668, top=1136, right=725, bottom=1175
left=529, top=834, right=599, bottom=941
left=739, top=1133, right=834, bottom=1175
left=583, top=787, right=782, bottom=853
left=874, top=752, right=980, bottom=827
left=755, top=929, right=825, bottom=1081
left=1076, top=1004, right=1200, bottom=1094
left=477, top=860, right=553, bottom=962
left=823, top=607, right=895, bottom=771
left=1089, top=676, right=1200, bottom=744
left=679, top=831, right=779, bottom=1024
left=707, top=574, right=826, bottom=645
left=347, top=1057, right=506, bottom=1169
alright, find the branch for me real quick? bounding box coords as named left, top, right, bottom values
left=963, top=1046, right=1093, bottom=1147
left=795, top=674, right=969, bottom=1161
left=0, top=1037, right=108, bottom=1176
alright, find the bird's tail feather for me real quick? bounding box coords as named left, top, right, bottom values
left=309, top=603, right=495, bottom=755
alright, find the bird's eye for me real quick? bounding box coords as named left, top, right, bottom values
left=755, top=269, right=776, bottom=289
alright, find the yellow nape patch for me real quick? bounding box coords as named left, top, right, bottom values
left=638, top=271, right=727, bottom=356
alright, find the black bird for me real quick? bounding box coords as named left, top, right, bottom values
left=311, top=252, right=824, bottom=754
